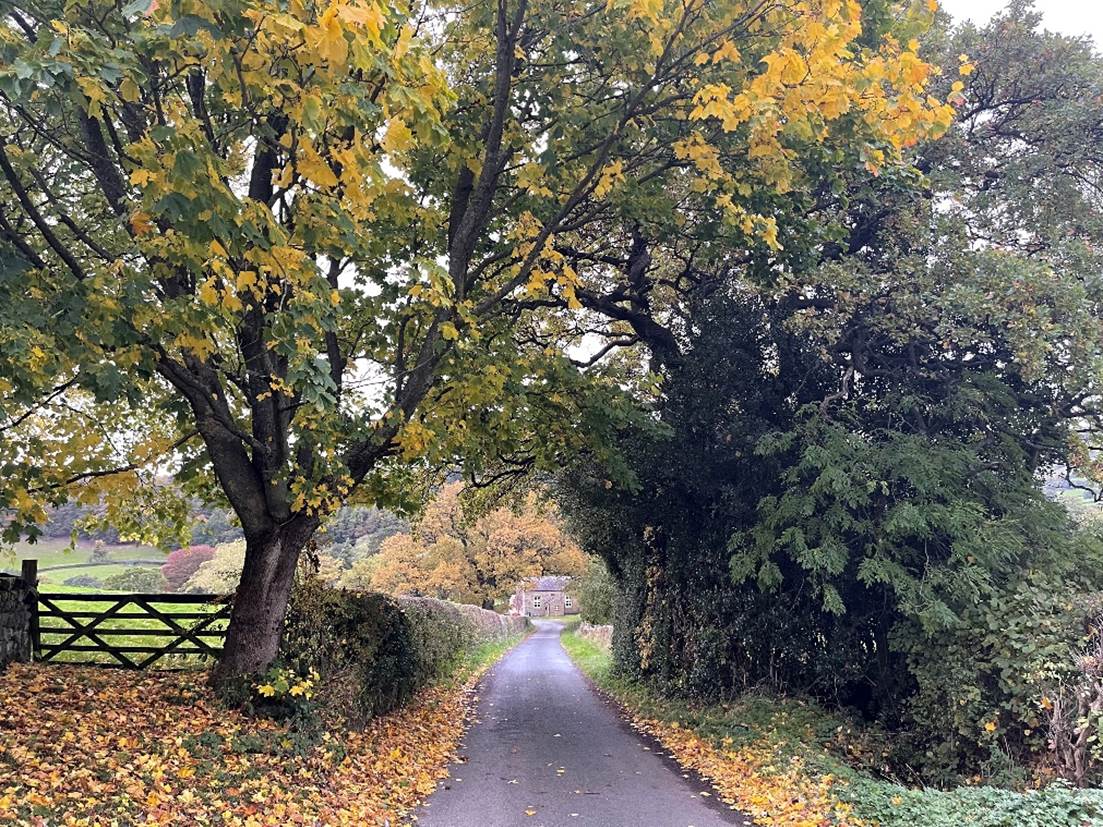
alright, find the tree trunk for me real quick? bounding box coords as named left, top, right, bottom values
left=212, top=519, right=315, bottom=683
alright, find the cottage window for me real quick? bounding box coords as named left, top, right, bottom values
left=564, top=596, right=573, bottom=608
left=532, top=595, right=542, bottom=607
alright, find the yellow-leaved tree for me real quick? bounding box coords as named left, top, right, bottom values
left=0, top=0, right=954, bottom=679
left=365, top=483, right=586, bottom=608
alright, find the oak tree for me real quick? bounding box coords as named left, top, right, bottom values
left=368, top=482, right=585, bottom=607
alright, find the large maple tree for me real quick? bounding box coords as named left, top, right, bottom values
left=0, top=0, right=952, bottom=677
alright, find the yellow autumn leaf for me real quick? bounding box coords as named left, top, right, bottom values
left=337, top=1, right=384, bottom=44
left=382, top=118, right=414, bottom=153
left=75, top=76, right=106, bottom=116
left=130, top=211, right=154, bottom=235
left=297, top=139, right=339, bottom=188
left=393, top=24, right=413, bottom=60
left=309, top=4, right=348, bottom=67
left=129, top=168, right=154, bottom=187
left=593, top=159, right=624, bottom=198
left=197, top=278, right=219, bottom=306
left=119, top=77, right=141, bottom=103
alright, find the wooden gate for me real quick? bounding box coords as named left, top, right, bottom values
left=35, top=591, right=232, bottom=669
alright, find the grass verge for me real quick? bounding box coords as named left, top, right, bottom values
left=450, top=631, right=527, bottom=687
left=561, top=631, right=1103, bottom=827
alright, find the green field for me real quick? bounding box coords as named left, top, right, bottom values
left=3, top=541, right=225, bottom=668
left=2, top=539, right=165, bottom=587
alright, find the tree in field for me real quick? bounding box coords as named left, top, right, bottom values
left=161, top=544, right=216, bottom=591
left=0, top=0, right=953, bottom=678
left=368, top=483, right=586, bottom=607
left=182, top=541, right=246, bottom=594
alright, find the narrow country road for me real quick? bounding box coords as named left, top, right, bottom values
left=413, top=621, right=752, bottom=827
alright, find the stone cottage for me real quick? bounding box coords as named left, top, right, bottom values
left=510, top=575, right=579, bottom=617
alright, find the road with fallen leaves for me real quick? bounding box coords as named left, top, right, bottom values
left=414, top=620, right=752, bottom=827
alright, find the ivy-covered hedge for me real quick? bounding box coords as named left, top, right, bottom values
left=558, top=286, right=1103, bottom=782
left=281, top=581, right=527, bottom=724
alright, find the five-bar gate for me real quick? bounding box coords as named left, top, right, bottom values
left=34, top=590, right=232, bottom=669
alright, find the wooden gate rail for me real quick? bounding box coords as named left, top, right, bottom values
left=35, top=592, right=232, bottom=670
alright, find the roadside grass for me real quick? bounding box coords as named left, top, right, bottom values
left=556, top=614, right=583, bottom=633
left=561, top=631, right=1103, bottom=827
left=449, top=631, right=529, bottom=686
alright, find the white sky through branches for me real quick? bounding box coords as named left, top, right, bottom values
left=941, top=0, right=1103, bottom=48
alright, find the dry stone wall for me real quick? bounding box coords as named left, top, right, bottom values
left=0, top=575, right=32, bottom=667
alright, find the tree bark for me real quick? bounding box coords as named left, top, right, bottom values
left=212, top=518, right=316, bottom=683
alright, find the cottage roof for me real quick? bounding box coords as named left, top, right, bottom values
left=524, top=575, right=572, bottom=592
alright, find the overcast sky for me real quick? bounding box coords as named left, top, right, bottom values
left=941, top=0, right=1103, bottom=48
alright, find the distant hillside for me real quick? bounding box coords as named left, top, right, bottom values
left=36, top=502, right=406, bottom=564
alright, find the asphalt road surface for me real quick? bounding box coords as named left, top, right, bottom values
left=413, top=620, right=752, bottom=827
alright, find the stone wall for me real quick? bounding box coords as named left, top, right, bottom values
left=578, top=621, right=613, bottom=651
left=450, top=601, right=531, bottom=639
left=0, top=574, right=32, bottom=667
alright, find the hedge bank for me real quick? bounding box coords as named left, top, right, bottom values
left=282, top=582, right=527, bottom=723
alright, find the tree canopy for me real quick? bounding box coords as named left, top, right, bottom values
left=367, top=482, right=585, bottom=607
left=0, top=0, right=954, bottom=675
left=557, top=2, right=1103, bottom=777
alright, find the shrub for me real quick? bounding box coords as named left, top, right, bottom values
left=62, top=574, right=103, bottom=589
left=250, top=662, right=321, bottom=721
left=842, top=776, right=1103, bottom=827
left=340, top=554, right=380, bottom=590
left=161, top=545, right=216, bottom=591
left=576, top=557, right=615, bottom=624
left=398, top=596, right=473, bottom=685
left=182, top=541, right=245, bottom=594
left=101, top=567, right=168, bottom=592
left=1043, top=596, right=1103, bottom=787
left=281, top=578, right=526, bottom=724
left=894, top=550, right=1103, bottom=782
left=88, top=541, right=110, bottom=563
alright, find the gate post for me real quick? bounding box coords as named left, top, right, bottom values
left=21, top=559, right=39, bottom=660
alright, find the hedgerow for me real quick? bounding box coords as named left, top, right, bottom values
left=562, top=630, right=1103, bottom=827
left=279, top=579, right=527, bottom=724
